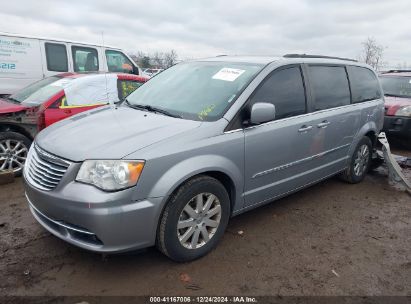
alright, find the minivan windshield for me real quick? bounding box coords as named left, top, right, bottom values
left=8, top=76, right=73, bottom=106
left=125, top=61, right=263, bottom=121
left=380, top=76, right=411, bottom=98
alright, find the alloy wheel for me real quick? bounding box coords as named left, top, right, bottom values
left=0, top=139, right=28, bottom=173
left=353, top=144, right=369, bottom=177
left=177, top=192, right=222, bottom=249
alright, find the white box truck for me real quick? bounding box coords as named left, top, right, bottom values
left=0, top=32, right=141, bottom=95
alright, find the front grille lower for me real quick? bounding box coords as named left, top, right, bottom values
left=24, top=144, right=70, bottom=191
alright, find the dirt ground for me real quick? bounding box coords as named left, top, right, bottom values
left=0, top=150, right=410, bottom=297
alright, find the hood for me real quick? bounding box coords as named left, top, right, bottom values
left=0, top=98, right=30, bottom=114
left=384, top=96, right=411, bottom=116
left=36, top=105, right=202, bottom=162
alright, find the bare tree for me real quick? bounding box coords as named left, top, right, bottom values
left=151, top=52, right=164, bottom=68
left=163, top=50, right=178, bottom=68
left=359, top=37, right=384, bottom=71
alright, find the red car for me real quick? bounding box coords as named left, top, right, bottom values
left=0, top=73, right=147, bottom=175
left=380, top=70, right=411, bottom=145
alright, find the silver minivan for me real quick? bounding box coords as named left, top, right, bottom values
left=23, top=55, right=384, bottom=261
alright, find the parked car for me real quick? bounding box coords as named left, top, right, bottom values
left=0, top=72, right=147, bottom=175
left=24, top=55, right=384, bottom=262
left=379, top=70, right=411, bottom=145
left=0, top=32, right=142, bottom=95
left=143, top=68, right=163, bottom=77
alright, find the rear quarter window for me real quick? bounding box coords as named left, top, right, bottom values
left=308, top=65, right=351, bottom=111
left=348, top=66, right=381, bottom=103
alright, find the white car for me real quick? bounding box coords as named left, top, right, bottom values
left=143, top=68, right=163, bottom=77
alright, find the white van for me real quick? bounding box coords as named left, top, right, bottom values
left=0, top=32, right=141, bottom=95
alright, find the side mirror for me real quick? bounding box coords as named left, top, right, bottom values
left=250, top=102, right=276, bottom=125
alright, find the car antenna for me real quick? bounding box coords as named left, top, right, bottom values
left=101, top=31, right=111, bottom=106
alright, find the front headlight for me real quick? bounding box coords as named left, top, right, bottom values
left=76, top=160, right=145, bottom=191
left=395, top=105, right=411, bottom=117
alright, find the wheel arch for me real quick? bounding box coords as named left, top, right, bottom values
left=346, top=121, right=379, bottom=166
left=0, top=123, right=35, bottom=141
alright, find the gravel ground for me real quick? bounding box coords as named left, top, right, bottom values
left=0, top=157, right=410, bottom=297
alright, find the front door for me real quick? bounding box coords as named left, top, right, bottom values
left=243, top=65, right=318, bottom=206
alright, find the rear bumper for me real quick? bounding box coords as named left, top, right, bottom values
left=383, top=115, right=411, bottom=139
left=24, top=178, right=165, bottom=253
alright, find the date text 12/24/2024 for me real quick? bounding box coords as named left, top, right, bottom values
left=150, top=296, right=258, bottom=303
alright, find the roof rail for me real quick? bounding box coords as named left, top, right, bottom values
left=283, top=54, right=357, bottom=62
left=382, top=69, right=411, bottom=74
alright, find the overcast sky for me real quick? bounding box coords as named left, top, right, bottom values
left=0, top=0, right=409, bottom=66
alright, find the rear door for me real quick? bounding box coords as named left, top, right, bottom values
left=303, top=64, right=360, bottom=178
left=0, top=35, right=43, bottom=94
left=243, top=65, right=320, bottom=206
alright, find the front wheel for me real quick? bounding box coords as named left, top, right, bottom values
left=0, top=131, right=32, bottom=177
left=340, top=137, right=372, bottom=184
left=157, top=175, right=230, bottom=262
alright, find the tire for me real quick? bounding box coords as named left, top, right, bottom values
left=340, top=137, right=372, bottom=184
left=0, top=131, right=32, bottom=177
left=157, top=175, right=230, bottom=262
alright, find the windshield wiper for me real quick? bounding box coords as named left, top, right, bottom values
left=384, top=93, right=403, bottom=97
left=125, top=100, right=182, bottom=118
left=5, top=96, right=21, bottom=104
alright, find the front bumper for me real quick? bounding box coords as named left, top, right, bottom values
left=383, top=115, right=411, bottom=139
left=24, top=176, right=164, bottom=253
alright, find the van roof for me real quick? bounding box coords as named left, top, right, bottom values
left=0, top=31, right=120, bottom=49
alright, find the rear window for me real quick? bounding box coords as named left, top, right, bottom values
left=45, top=43, right=68, bottom=72
left=348, top=66, right=381, bottom=102
left=9, top=77, right=72, bottom=106
left=309, top=66, right=351, bottom=111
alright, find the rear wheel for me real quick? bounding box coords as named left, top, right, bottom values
left=340, top=137, right=372, bottom=183
left=0, top=131, right=32, bottom=177
left=157, top=175, right=230, bottom=262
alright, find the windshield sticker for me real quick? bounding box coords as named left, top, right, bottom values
left=212, top=68, right=245, bottom=82
left=50, top=79, right=72, bottom=88
left=198, top=104, right=216, bottom=120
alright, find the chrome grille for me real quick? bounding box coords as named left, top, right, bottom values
left=24, top=144, right=71, bottom=191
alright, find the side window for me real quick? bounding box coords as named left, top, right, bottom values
left=106, top=50, right=134, bottom=74
left=249, top=66, right=306, bottom=120
left=348, top=66, right=381, bottom=103
left=71, top=46, right=99, bottom=72
left=309, top=66, right=351, bottom=111
left=45, top=43, right=68, bottom=72
left=118, top=80, right=144, bottom=99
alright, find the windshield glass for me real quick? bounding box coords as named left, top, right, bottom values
left=126, top=61, right=263, bottom=121
left=380, top=76, right=411, bottom=98
left=9, top=76, right=73, bottom=106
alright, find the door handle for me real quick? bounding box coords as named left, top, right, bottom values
left=63, top=109, right=72, bottom=114
left=298, top=125, right=313, bottom=133
left=317, top=121, right=330, bottom=128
